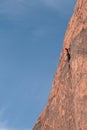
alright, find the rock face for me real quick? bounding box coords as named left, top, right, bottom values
left=33, top=0, right=87, bottom=130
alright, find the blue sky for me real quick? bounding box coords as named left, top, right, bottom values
left=0, top=0, right=76, bottom=130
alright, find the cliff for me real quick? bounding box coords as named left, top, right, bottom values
left=33, top=0, right=87, bottom=129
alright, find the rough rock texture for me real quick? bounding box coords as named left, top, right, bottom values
left=33, top=0, right=87, bottom=130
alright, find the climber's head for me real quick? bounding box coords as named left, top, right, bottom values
left=65, top=48, right=68, bottom=50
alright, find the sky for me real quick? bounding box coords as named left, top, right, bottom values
left=0, top=0, right=76, bottom=130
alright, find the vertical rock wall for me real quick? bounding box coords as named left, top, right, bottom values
left=33, top=0, right=87, bottom=130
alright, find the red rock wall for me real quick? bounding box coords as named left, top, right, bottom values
left=33, top=0, right=87, bottom=129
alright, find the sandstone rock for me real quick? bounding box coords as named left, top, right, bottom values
left=33, top=0, right=87, bottom=129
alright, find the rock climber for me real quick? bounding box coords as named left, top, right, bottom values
left=65, top=48, right=70, bottom=62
